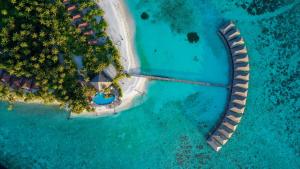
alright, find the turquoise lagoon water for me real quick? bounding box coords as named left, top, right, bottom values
left=92, top=93, right=115, bottom=105
left=1, top=0, right=300, bottom=168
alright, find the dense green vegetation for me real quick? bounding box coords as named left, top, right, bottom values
left=0, top=0, right=123, bottom=113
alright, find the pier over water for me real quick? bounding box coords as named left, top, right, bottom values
left=128, top=72, right=229, bottom=88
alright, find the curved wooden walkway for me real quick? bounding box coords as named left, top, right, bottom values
left=207, top=21, right=250, bottom=152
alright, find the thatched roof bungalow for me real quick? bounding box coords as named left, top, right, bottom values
left=1, top=73, right=11, bottom=84
left=21, top=79, right=33, bottom=91
left=90, top=73, right=112, bottom=92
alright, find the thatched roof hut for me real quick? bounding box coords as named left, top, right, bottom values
left=1, top=73, right=11, bottom=84
left=22, top=79, right=32, bottom=90
left=90, top=73, right=112, bottom=92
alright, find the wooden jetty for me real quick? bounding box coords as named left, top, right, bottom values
left=207, top=21, right=250, bottom=152
left=128, top=73, right=229, bottom=88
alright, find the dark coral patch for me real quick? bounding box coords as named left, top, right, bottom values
left=141, top=12, right=149, bottom=20
left=236, top=0, right=294, bottom=15
left=187, top=32, right=199, bottom=43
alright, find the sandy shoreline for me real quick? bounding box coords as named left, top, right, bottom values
left=71, top=0, right=148, bottom=118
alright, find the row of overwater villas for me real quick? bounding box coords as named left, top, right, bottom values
left=63, top=0, right=106, bottom=45
left=207, top=21, right=250, bottom=152
left=0, top=70, right=39, bottom=93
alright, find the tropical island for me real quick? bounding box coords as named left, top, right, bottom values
left=0, top=0, right=147, bottom=116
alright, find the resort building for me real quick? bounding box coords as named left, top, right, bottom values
left=0, top=70, right=38, bottom=92
left=103, top=64, right=118, bottom=80
left=72, top=14, right=82, bottom=21
left=90, top=73, right=112, bottom=92
left=11, top=77, right=23, bottom=89
left=78, top=22, right=89, bottom=29
left=84, top=30, right=95, bottom=36
left=67, top=5, right=77, bottom=12
left=21, top=79, right=32, bottom=91
left=88, top=40, right=98, bottom=45
left=1, top=73, right=11, bottom=84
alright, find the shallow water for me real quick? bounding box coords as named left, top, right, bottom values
left=1, top=0, right=300, bottom=168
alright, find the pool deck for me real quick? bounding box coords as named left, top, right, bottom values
left=207, top=21, right=250, bottom=152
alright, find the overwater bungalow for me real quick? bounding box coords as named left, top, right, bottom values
left=232, top=98, right=247, bottom=105
left=229, top=38, right=245, bottom=48
left=207, top=138, right=222, bottom=152
left=235, top=64, right=250, bottom=72
left=222, top=121, right=238, bottom=131
left=234, top=74, right=249, bottom=81
left=217, top=127, right=233, bottom=139
left=234, top=56, right=249, bottom=64
left=234, top=61, right=248, bottom=68
left=232, top=90, right=248, bottom=97
left=226, top=30, right=241, bottom=41
left=233, top=53, right=248, bottom=59
left=226, top=112, right=242, bottom=123
left=231, top=94, right=246, bottom=102
left=230, top=106, right=245, bottom=114
left=234, top=82, right=249, bottom=89
left=212, top=133, right=228, bottom=145
left=232, top=47, right=247, bottom=56
left=220, top=21, right=235, bottom=35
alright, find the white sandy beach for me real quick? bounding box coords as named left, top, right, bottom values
left=71, top=0, right=148, bottom=117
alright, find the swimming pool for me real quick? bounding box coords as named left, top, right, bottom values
left=92, top=92, right=115, bottom=105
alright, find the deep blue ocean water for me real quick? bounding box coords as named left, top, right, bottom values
left=0, top=0, right=299, bottom=168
